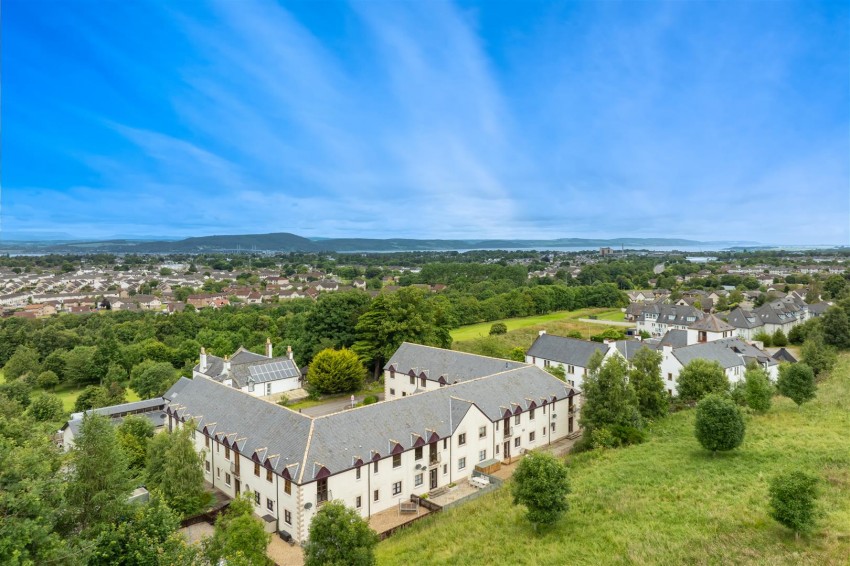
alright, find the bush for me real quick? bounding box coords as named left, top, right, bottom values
left=566, top=331, right=583, bottom=339
left=769, top=471, right=819, bottom=536
left=489, top=322, right=508, bottom=336
left=801, top=337, right=837, bottom=377
left=730, top=381, right=748, bottom=407
left=363, top=395, right=378, bottom=405
left=744, top=366, right=773, bottom=413
left=277, top=394, right=289, bottom=407
left=772, top=329, right=788, bottom=347
left=694, top=394, right=745, bottom=455
left=752, top=331, right=773, bottom=347
left=511, top=452, right=571, bottom=526
left=304, top=501, right=378, bottom=566
left=507, top=347, right=526, bottom=362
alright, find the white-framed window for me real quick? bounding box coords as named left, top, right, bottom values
left=225, top=473, right=231, bottom=486
left=254, top=491, right=260, bottom=505
left=529, top=408, right=535, bottom=420
left=373, top=461, right=379, bottom=473
left=443, top=464, right=448, bottom=475
left=478, top=449, right=486, bottom=462
left=285, top=510, right=292, bottom=524
left=478, top=426, right=487, bottom=438
left=458, top=433, right=466, bottom=446
left=373, top=489, right=380, bottom=502
left=392, top=481, right=402, bottom=496
left=393, top=454, right=401, bottom=468
left=514, top=414, right=520, bottom=425
left=415, top=473, right=423, bottom=487
left=356, top=496, right=362, bottom=508
left=267, top=498, right=274, bottom=512
left=205, top=461, right=211, bottom=473
left=458, top=457, right=466, bottom=470
left=529, top=431, right=536, bottom=442
left=514, top=437, right=520, bottom=448
left=356, top=466, right=361, bottom=480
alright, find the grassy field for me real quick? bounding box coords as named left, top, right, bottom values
left=451, top=308, right=631, bottom=359
left=376, top=355, right=850, bottom=565
left=286, top=380, right=384, bottom=411
left=450, top=308, right=625, bottom=343
left=50, top=383, right=142, bottom=412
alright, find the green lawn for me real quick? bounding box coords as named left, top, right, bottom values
left=450, top=308, right=624, bottom=342
left=286, top=380, right=384, bottom=411
left=376, top=355, right=850, bottom=565
left=50, top=384, right=141, bottom=412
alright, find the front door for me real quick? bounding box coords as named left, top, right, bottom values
left=235, top=479, right=241, bottom=496
left=503, top=441, right=510, bottom=460
left=429, top=468, right=438, bottom=489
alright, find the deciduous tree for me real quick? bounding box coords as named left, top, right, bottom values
left=2, top=345, right=41, bottom=380
left=743, top=366, right=773, bottom=413
left=769, top=471, right=819, bottom=538
left=777, top=363, right=817, bottom=407
left=629, top=347, right=668, bottom=420
left=511, top=452, right=571, bottom=527
left=131, top=362, right=177, bottom=399
left=677, top=359, right=730, bottom=403
left=694, top=394, right=745, bottom=455
left=28, top=393, right=64, bottom=422
left=204, top=493, right=271, bottom=566
left=304, top=500, right=378, bottom=566
left=579, top=353, right=642, bottom=445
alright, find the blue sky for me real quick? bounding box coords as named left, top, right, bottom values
left=3, top=0, right=849, bottom=244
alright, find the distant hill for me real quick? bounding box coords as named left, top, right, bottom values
left=0, top=232, right=760, bottom=254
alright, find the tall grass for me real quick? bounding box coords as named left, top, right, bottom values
left=376, top=355, right=850, bottom=565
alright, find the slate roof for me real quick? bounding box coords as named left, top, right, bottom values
left=689, top=314, right=735, bottom=332
left=613, top=340, right=654, bottom=361
left=771, top=348, right=798, bottom=363
left=637, top=304, right=704, bottom=326
left=526, top=334, right=608, bottom=367
left=195, top=347, right=300, bottom=388
left=725, top=307, right=762, bottom=329
left=385, top=342, right=526, bottom=383
left=166, top=363, right=574, bottom=483
left=657, top=329, right=689, bottom=348
left=672, top=337, right=776, bottom=369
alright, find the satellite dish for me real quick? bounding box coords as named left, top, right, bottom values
left=304, top=502, right=313, bottom=510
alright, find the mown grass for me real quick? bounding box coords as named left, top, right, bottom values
left=45, top=383, right=141, bottom=412
left=452, top=308, right=629, bottom=359
left=286, top=380, right=384, bottom=411
left=451, top=308, right=624, bottom=343
left=376, top=355, right=850, bottom=565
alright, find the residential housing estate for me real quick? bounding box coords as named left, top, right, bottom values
left=164, top=347, right=578, bottom=543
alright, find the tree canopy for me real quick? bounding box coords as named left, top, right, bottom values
left=777, top=363, right=817, bottom=407
left=629, top=347, right=668, bottom=420
left=304, top=500, right=379, bottom=566
left=579, top=352, right=643, bottom=446
left=677, top=359, right=730, bottom=402
left=694, top=394, right=745, bottom=455
left=511, top=452, right=571, bottom=526
left=307, top=348, right=366, bottom=395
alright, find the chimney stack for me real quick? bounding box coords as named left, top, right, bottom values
left=287, top=345, right=293, bottom=360
left=265, top=337, right=273, bottom=358
left=200, top=347, right=208, bottom=373
left=223, top=355, right=231, bottom=374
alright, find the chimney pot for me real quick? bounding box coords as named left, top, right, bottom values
left=265, top=337, right=273, bottom=358
left=287, top=345, right=293, bottom=360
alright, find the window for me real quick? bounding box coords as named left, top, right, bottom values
left=514, top=414, right=520, bottom=425
left=542, top=427, right=546, bottom=436
left=443, top=438, right=447, bottom=450
left=393, top=453, right=401, bottom=468
left=225, top=445, right=230, bottom=460
left=415, top=473, right=423, bottom=487
left=317, top=478, right=329, bottom=505
left=496, top=444, right=500, bottom=454
left=205, top=436, right=210, bottom=448
left=284, top=510, right=292, bottom=525
left=217, top=468, right=221, bottom=478
left=392, top=481, right=402, bottom=496
left=373, top=489, right=380, bottom=502
left=568, top=365, right=575, bottom=374
left=267, top=498, right=274, bottom=512
left=205, top=461, right=211, bottom=473
left=355, top=496, right=362, bottom=508
left=551, top=422, right=556, bottom=432
left=390, top=388, right=395, bottom=395
left=373, top=460, right=379, bottom=473
left=529, top=431, right=536, bottom=442
left=254, top=462, right=260, bottom=477
left=409, top=375, right=415, bottom=385
left=420, top=376, right=426, bottom=387
left=478, top=426, right=487, bottom=438
left=514, top=437, right=520, bottom=448
left=285, top=480, right=292, bottom=495
left=458, top=433, right=466, bottom=446
left=266, top=468, right=273, bottom=482
left=254, top=491, right=260, bottom=505
left=544, top=359, right=550, bottom=368
left=266, top=383, right=272, bottom=395
left=414, top=447, right=423, bottom=460
left=668, top=373, right=673, bottom=382
left=529, top=408, right=535, bottom=420
left=458, top=457, right=466, bottom=470
left=443, top=464, right=447, bottom=474
left=402, top=392, right=407, bottom=397
left=479, top=449, right=486, bottom=462
left=225, top=473, right=231, bottom=486
left=356, top=466, right=361, bottom=480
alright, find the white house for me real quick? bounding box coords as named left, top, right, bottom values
left=165, top=348, right=580, bottom=543
left=193, top=339, right=301, bottom=396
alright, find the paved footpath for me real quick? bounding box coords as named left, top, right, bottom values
left=299, top=393, right=385, bottom=417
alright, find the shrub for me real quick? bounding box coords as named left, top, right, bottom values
left=306, top=348, right=366, bottom=395
left=769, top=471, right=819, bottom=537
left=566, top=331, right=583, bottom=339
left=511, top=452, right=571, bottom=526
left=744, top=366, right=773, bottom=413
left=277, top=394, right=289, bottom=407
left=752, top=331, right=773, bottom=347
left=801, top=337, right=837, bottom=377
left=489, top=322, right=508, bottom=336
left=694, top=394, right=745, bottom=455
left=363, top=395, right=378, bottom=405
left=730, top=381, right=748, bottom=407
left=772, top=329, right=788, bottom=347
left=36, top=370, right=59, bottom=391
left=304, top=501, right=378, bottom=566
